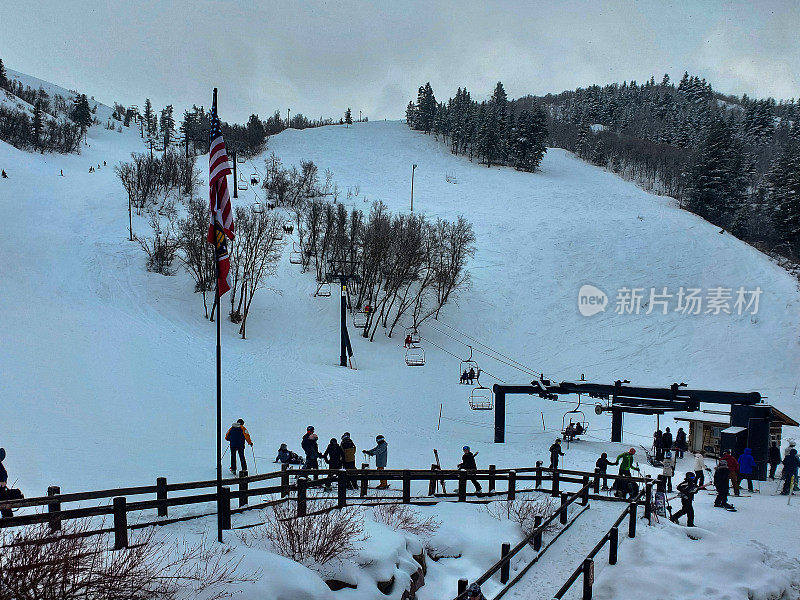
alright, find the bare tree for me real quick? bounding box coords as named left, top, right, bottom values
left=177, top=195, right=216, bottom=317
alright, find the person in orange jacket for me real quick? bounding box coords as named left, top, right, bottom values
left=225, top=419, right=253, bottom=474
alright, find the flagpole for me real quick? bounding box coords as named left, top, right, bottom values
left=213, top=87, right=223, bottom=544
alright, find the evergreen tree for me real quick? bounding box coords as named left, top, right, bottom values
left=0, top=58, right=7, bottom=89
left=575, top=122, right=591, bottom=159
left=160, top=104, right=175, bottom=147
left=766, top=132, right=800, bottom=255
left=405, top=101, right=417, bottom=127
left=70, top=94, right=92, bottom=140
left=416, top=83, right=436, bottom=133
left=490, top=82, right=508, bottom=161
left=32, top=100, right=44, bottom=152
left=344, top=107, right=352, bottom=126
left=143, top=98, right=155, bottom=138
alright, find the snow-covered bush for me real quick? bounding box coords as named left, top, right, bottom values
left=371, top=502, right=440, bottom=537
left=239, top=500, right=365, bottom=567
left=486, top=493, right=560, bottom=538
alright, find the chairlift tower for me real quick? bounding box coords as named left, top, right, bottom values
left=326, top=259, right=361, bottom=367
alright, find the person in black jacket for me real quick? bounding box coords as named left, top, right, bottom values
left=768, top=442, right=782, bottom=480
left=458, top=446, right=482, bottom=494
left=224, top=419, right=253, bottom=474
left=670, top=472, right=698, bottom=526
left=675, top=428, right=687, bottom=459
left=782, top=448, right=800, bottom=495
left=714, top=460, right=734, bottom=509
left=341, top=433, right=358, bottom=490
left=653, top=429, right=664, bottom=461
left=661, top=427, right=673, bottom=454
left=549, top=439, right=564, bottom=469
left=596, top=452, right=612, bottom=490
left=323, top=438, right=344, bottom=492
left=301, top=426, right=323, bottom=479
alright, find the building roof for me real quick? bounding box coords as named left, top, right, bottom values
left=674, top=416, right=728, bottom=426
left=771, top=406, right=799, bottom=427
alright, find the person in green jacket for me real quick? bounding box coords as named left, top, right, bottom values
left=615, top=448, right=639, bottom=477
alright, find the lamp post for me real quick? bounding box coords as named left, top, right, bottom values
left=410, top=164, right=417, bottom=212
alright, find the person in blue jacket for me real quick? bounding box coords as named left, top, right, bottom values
left=737, top=448, right=756, bottom=493
left=364, top=435, right=388, bottom=489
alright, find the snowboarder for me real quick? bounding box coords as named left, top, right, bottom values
left=675, top=428, right=687, bottom=459
left=341, top=432, right=358, bottom=490
left=670, top=472, right=698, bottom=527
left=466, top=582, right=487, bottom=600
left=596, top=452, right=611, bottom=489
left=768, top=442, right=781, bottom=480
left=301, top=426, right=323, bottom=478
left=364, top=435, right=388, bottom=489
left=1, top=170, right=7, bottom=178
left=615, top=448, right=639, bottom=477
left=458, top=445, right=482, bottom=494
left=781, top=448, right=799, bottom=495
left=662, top=451, right=675, bottom=492
left=224, top=419, right=252, bottom=474
left=722, top=451, right=740, bottom=496
left=653, top=429, right=664, bottom=461
left=737, top=448, right=756, bottom=493
left=693, top=452, right=707, bottom=486
left=714, top=459, right=735, bottom=510
left=661, top=427, right=673, bottom=454
left=549, top=439, right=564, bottom=469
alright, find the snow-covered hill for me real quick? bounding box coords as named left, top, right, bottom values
left=2, top=72, right=799, bottom=600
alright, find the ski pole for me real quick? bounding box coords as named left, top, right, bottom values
left=250, top=445, right=259, bottom=475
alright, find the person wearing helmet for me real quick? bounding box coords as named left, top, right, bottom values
left=549, top=438, right=564, bottom=469
left=670, top=471, right=698, bottom=527
left=458, top=445, right=483, bottom=495
left=301, top=426, right=323, bottom=479
left=466, top=582, right=486, bottom=600
left=364, top=435, right=389, bottom=489
left=615, top=448, right=639, bottom=477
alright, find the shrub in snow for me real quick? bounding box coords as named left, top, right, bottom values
left=0, top=520, right=256, bottom=600
left=486, top=493, right=560, bottom=539
left=239, top=500, right=365, bottom=567
left=371, top=502, right=440, bottom=538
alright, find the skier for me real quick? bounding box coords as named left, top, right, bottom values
left=595, top=452, right=612, bottom=490
left=737, top=448, right=756, bottom=493
left=224, top=419, right=253, bottom=474
left=675, top=428, right=687, bottom=459
left=781, top=448, right=799, bottom=495
left=662, top=451, right=675, bottom=492
left=460, top=370, right=469, bottom=384
left=661, top=427, right=673, bottom=454
left=713, top=459, right=735, bottom=510
left=670, top=472, right=698, bottom=527
left=1, top=170, right=7, bottom=178
left=465, top=582, right=487, bottom=600
left=468, top=367, right=476, bottom=384
left=301, top=426, right=323, bottom=478
left=722, top=451, right=740, bottom=496
left=364, top=435, right=389, bottom=489
left=341, top=432, right=358, bottom=490
left=323, top=438, right=344, bottom=492
left=404, top=334, right=413, bottom=348
left=615, top=448, right=639, bottom=477
left=458, top=446, right=483, bottom=494
left=693, top=452, right=707, bottom=486
left=574, top=422, right=584, bottom=436
left=783, top=441, right=799, bottom=490
left=549, top=439, right=564, bottom=469
left=768, top=442, right=781, bottom=480
left=653, top=429, right=664, bottom=461
left=612, top=472, right=639, bottom=500
left=60, top=169, right=63, bottom=176
left=564, top=422, right=576, bottom=442
left=274, top=443, right=291, bottom=464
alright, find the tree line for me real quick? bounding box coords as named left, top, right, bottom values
left=406, top=81, right=548, bottom=172
left=260, top=156, right=476, bottom=340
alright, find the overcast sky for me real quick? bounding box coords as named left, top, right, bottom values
left=3, top=1, right=798, bottom=123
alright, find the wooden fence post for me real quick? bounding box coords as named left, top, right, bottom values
left=338, top=471, right=347, bottom=508
left=656, top=474, right=666, bottom=493
left=156, top=477, right=168, bottom=517
left=238, top=471, right=249, bottom=507
left=281, top=464, right=289, bottom=498
left=582, top=475, right=590, bottom=506
left=458, top=472, right=467, bottom=502
left=644, top=481, right=653, bottom=523
left=508, top=470, right=516, bottom=501
left=628, top=502, right=637, bottom=538
left=428, top=463, right=438, bottom=496
left=533, top=515, right=543, bottom=551
left=360, top=463, right=368, bottom=498
left=582, top=558, right=594, bottom=600
left=297, top=478, right=307, bottom=517
left=403, top=470, right=411, bottom=504
left=47, top=486, right=61, bottom=531
left=500, top=542, right=511, bottom=583
left=535, top=461, right=542, bottom=488
left=113, top=497, right=128, bottom=550
left=552, top=468, right=560, bottom=497
left=609, top=526, right=618, bottom=565
left=489, top=464, right=496, bottom=493
left=560, top=492, right=568, bottom=524
left=219, top=486, right=231, bottom=530
left=593, top=468, right=601, bottom=494
left=457, top=579, right=468, bottom=596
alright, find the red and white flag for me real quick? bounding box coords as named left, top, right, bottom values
left=207, top=94, right=234, bottom=296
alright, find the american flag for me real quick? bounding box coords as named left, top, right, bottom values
left=207, top=92, right=234, bottom=296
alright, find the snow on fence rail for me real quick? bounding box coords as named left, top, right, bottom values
left=0, top=464, right=652, bottom=554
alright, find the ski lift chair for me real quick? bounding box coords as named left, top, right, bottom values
left=253, top=201, right=265, bottom=214
left=289, top=242, right=303, bottom=264
left=353, top=311, right=368, bottom=328
left=237, top=154, right=246, bottom=164
left=561, top=410, right=588, bottom=440
left=459, top=346, right=479, bottom=384
left=404, top=327, right=421, bottom=347
left=405, top=346, right=425, bottom=367
left=250, top=172, right=260, bottom=185
left=469, top=385, right=493, bottom=410
left=237, top=178, right=248, bottom=191
left=315, top=282, right=331, bottom=297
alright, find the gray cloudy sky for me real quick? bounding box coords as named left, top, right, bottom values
left=3, top=1, right=799, bottom=123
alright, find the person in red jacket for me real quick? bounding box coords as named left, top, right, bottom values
left=722, top=450, right=740, bottom=496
